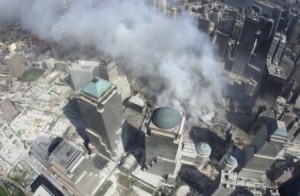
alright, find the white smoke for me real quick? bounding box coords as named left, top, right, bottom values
left=0, top=0, right=224, bottom=122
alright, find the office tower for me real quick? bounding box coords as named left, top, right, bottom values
left=219, top=139, right=238, bottom=171
left=99, top=55, right=131, bottom=100
left=99, top=56, right=118, bottom=82
left=145, top=106, right=185, bottom=183
left=198, top=17, right=212, bottom=34
left=280, top=55, right=294, bottom=78
left=252, top=57, right=286, bottom=115
left=258, top=16, right=274, bottom=42
left=287, top=16, right=300, bottom=42
left=69, top=60, right=100, bottom=90
left=238, top=119, right=287, bottom=179
left=232, top=21, right=243, bottom=41
left=231, top=14, right=259, bottom=75
left=208, top=170, right=237, bottom=196
left=78, top=77, right=124, bottom=161
left=268, top=33, right=280, bottom=60
left=248, top=109, right=275, bottom=134
left=271, top=7, right=283, bottom=37
left=4, top=52, right=27, bottom=78
left=195, top=142, right=211, bottom=165
left=31, top=133, right=103, bottom=196
left=214, top=31, right=230, bottom=60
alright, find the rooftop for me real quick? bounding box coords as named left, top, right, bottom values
left=81, top=77, right=112, bottom=99
left=151, top=107, right=182, bottom=129
left=196, top=142, right=211, bottom=156
left=268, top=119, right=288, bottom=138
left=225, top=155, right=238, bottom=166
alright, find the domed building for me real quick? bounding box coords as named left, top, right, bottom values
left=145, top=106, right=185, bottom=184
left=195, top=142, right=212, bottom=165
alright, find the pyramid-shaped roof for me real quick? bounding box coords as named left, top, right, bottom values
left=81, top=77, right=112, bottom=99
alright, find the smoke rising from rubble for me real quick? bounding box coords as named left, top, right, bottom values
left=0, top=0, right=224, bottom=122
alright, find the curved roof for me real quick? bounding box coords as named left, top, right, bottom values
left=225, top=155, right=238, bottom=166
left=151, top=107, right=181, bottom=129
left=196, top=142, right=212, bottom=156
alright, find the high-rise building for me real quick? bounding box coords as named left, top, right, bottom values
left=30, top=133, right=103, bottom=196
left=231, top=14, right=259, bottom=75
left=258, top=16, right=274, bottom=42
left=287, top=16, right=300, bottom=42
left=280, top=55, right=294, bottom=78
left=232, top=20, right=243, bottom=41
left=268, top=33, right=286, bottom=62
left=69, top=60, right=100, bottom=90
left=98, top=55, right=131, bottom=100
left=238, top=119, right=287, bottom=179
left=4, top=52, right=27, bottom=78
left=214, top=31, right=230, bottom=60
left=145, top=106, right=185, bottom=183
left=78, top=77, right=124, bottom=161
left=271, top=6, right=283, bottom=37
left=252, top=57, right=286, bottom=115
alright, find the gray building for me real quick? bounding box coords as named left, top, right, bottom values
left=69, top=60, right=100, bottom=90
left=231, top=13, right=259, bottom=75
left=145, top=106, right=185, bottom=183
left=239, top=119, right=287, bottom=179
left=79, top=77, right=124, bottom=161
left=31, top=132, right=103, bottom=196
left=4, top=52, right=27, bottom=78
left=252, top=57, right=286, bottom=115
left=214, top=31, right=230, bottom=60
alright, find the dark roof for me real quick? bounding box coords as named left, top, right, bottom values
left=151, top=107, right=182, bottom=129
left=31, top=175, right=63, bottom=196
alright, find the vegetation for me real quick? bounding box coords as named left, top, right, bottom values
left=0, top=186, right=8, bottom=196
left=98, top=180, right=113, bottom=196
left=18, top=68, right=45, bottom=82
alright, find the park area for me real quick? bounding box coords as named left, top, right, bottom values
left=18, top=68, right=45, bottom=82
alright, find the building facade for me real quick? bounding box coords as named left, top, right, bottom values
left=145, top=106, right=185, bottom=183
left=79, top=77, right=124, bottom=161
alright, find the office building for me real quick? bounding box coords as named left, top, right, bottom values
left=214, top=31, right=230, bottom=60
left=252, top=57, right=286, bottom=115
left=99, top=55, right=131, bottom=100
left=231, top=13, right=259, bottom=75
left=268, top=33, right=286, bottom=61
left=69, top=60, right=100, bottom=90
left=232, top=21, right=243, bottom=41
left=239, top=119, right=287, bottom=179
left=208, top=170, right=237, bottom=196
left=287, top=16, right=300, bottom=42
left=145, top=106, right=185, bottom=183
left=271, top=6, right=283, bottom=37
left=78, top=77, right=124, bottom=161
left=258, top=16, right=274, bottom=42
left=31, top=133, right=103, bottom=196
left=280, top=55, right=294, bottom=79
left=4, top=52, right=27, bottom=78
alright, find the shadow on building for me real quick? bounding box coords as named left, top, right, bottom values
left=62, top=98, right=90, bottom=154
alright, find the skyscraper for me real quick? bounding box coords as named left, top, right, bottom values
left=214, top=31, right=230, bottom=60
left=145, top=106, right=185, bottom=183
left=69, top=60, right=100, bottom=90
left=231, top=13, right=259, bottom=75
left=78, top=77, right=124, bottom=161
left=268, top=33, right=286, bottom=61
left=252, top=57, right=286, bottom=115
left=238, top=119, right=287, bottom=179
left=287, top=16, right=300, bottom=42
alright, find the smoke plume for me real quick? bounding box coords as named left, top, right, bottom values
left=0, top=0, right=224, bottom=122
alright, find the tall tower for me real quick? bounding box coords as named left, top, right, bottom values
left=78, top=77, right=124, bottom=161
left=214, top=31, right=230, bottom=60
left=231, top=14, right=259, bottom=75
left=252, top=57, right=286, bottom=115
left=288, top=16, right=300, bottom=42
left=145, top=106, right=185, bottom=183
left=69, top=60, right=100, bottom=90
left=239, top=119, right=287, bottom=179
